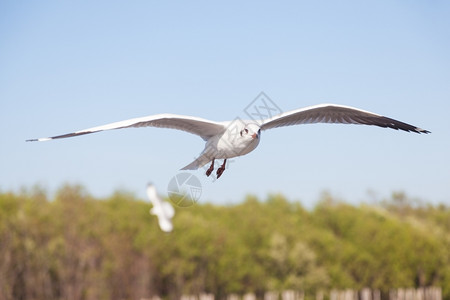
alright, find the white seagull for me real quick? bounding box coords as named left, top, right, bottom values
left=146, top=184, right=175, bottom=232
left=27, top=104, right=429, bottom=178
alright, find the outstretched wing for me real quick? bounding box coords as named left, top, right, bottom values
left=146, top=184, right=160, bottom=207
left=260, top=104, right=430, bottom=134
left=26, top=113, right=226, bottom=142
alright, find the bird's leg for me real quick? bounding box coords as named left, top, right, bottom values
left=216, top=159, right=227, bottom=179
left=206, top=158, right=215, bottom=177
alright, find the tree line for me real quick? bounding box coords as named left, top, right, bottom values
left=0, top=186, right=449, bottom=300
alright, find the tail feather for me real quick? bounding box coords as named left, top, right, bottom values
left=181, top=155, right=212, bottom=170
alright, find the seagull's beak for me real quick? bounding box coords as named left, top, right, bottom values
left=251, top=133, right=258, bottom=139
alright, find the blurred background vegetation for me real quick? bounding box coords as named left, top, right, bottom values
left=0, top=185, right=449, bottom=300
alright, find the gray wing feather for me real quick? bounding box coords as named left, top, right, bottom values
left=27, top=114, right=226, bottom=142
left=261, top=104, right=430, bottom=134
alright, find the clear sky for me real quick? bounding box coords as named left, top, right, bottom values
left=1, top=1, right=449, bottom=207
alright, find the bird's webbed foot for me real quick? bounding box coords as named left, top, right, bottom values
left=206, top=159, right=215, bottom=177
left=216, top=159, right=227, bottom=179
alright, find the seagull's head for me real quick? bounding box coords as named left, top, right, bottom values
left=240, top=123, right=261, bottom=141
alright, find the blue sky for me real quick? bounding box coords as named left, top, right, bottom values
left=1, top=1, right=449, bottom=207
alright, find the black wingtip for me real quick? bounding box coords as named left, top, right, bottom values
left=417, top=128, right=431, bottom=134
left=26, top=139, right=38, bottom=142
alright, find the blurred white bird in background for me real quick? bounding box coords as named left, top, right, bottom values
left=146, top=184, right=175, bottom=233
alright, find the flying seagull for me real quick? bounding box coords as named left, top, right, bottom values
left=147, top=183, right=175, bottom=232
left=27, top=104, right=429, bottom=178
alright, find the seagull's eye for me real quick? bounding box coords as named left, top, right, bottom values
left=244, top=129, right=248, bottom=134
